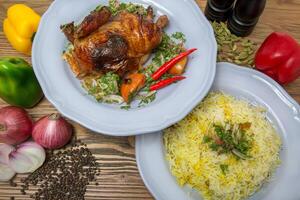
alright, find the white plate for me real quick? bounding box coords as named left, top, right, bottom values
left=32, top=0, right=216, bottom=136
left=136, top=62, right=300, bottom=200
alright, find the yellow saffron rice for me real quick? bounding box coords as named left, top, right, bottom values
left=163, top=92, right=281, bottom=200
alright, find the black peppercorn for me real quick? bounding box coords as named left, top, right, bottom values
left=19, top=140, right=100, bottom=200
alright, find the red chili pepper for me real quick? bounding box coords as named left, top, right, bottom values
left=151, top=48, right=197, bottom=80
left=149, top=76, right=186, bottom=91
left=255, top=32, right=300, bottom=84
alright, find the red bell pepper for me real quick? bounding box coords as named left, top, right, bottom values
left=255, top=32, right=300, bottom=84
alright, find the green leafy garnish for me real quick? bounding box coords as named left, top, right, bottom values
left=220, top=164, right=229, bottom=175
left=204, top=123, right=252, bottom=160
left=95, top=4, right=103, bottom=11
left=108, top=0, right=147, bottom=16
left=97, top=72, right=120, bottom=95
left=152, top=33, right=185, bottom=66
left=138, top=91, right=157, bottom=107
left=120, top=104, right=131, bottom=110
left=211, top=21, right=256, bottom=67
left=139, top=31, right=186, bottom=106
left=82, top=72, right=123, bottom=104
left=172, top=32, right=186, bottom=43
left=143, top=32, right=186, bottom=79
left=203, top=135, right=213, bottom=143
left=209, top=143, right=219, bottom=151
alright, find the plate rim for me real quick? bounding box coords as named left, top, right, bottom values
left=135, top=62, right=300, bottom=200
left=216, top=62, right=300, bottom=112
left=31, top=0, right=217, bottom=136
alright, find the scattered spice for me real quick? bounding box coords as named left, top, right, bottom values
left=19, top=139, right=100, bottom=200
left=211, top=21, right=257, bottom=67
left=9, top=179, right=17, bottom=187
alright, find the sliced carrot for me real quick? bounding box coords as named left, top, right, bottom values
left=121, top=73, right=146, bottom=103
left=168, top=56, right=188, bottom=75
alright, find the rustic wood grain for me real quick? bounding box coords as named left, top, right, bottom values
left=0, top=0, right=299, bottom=199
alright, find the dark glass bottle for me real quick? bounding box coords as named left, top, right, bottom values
left=205, top=0, right=236, bottom=22
left=228, top=0, right=266, bottom=36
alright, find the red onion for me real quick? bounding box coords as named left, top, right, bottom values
left=8, top=141, right=45, bottom=173
left=0, top=106, right=33, bottom=145
left=32, top=113, right=72, bottom=149
left=0, top=144, right=16, bottom=181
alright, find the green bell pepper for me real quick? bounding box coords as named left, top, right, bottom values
left=0, top=57, right=43, bottom=108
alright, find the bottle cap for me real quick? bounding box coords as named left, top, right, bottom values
left=205, top=0, right=234, bottom=22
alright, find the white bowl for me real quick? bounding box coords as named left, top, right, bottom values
left=136, top=62, right=300, bottom=200
left=32, top=0, right=217, bottom=136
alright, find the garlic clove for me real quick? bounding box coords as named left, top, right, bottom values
left=9, top=150, right=35, bottom=173
left=8, top=141, right=46, bottom=173
left=0, top=143, right=15, bottom=164
left=0, top=163, right=15, bottom=181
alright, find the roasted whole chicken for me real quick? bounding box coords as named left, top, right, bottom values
left=61, top=6, right=168, bottom=78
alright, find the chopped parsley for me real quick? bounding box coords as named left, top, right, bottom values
left=152, top=33, right=185, bottom=66
left=209, top=142, right=219, bottom=151
left=138, top=91, right=157, bottom=107
left=172, top=32, right=186, bottom=43
left=82, top=72, right=123, bottom=104
left=202, top=135, right=213, bottom=143
left=108, top=0, right=147, bottom=16
left=220, top=164, right=229, bottom=175
left=97, top=72, right=120, bottom=95
left=95, top=5, right=103, bottom=11
left=120, top=104, right=131, bottom=110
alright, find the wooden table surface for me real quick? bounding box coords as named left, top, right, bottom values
left=0, top=0, right=299, bottom=199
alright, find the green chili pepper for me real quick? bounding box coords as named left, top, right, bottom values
left=0, top=57, right=43, bottom=108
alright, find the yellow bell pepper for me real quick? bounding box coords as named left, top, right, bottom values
left=3, top=4, right=41, bottom=55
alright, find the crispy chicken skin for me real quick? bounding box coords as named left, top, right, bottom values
left=61, top=6, right=168, bottom=78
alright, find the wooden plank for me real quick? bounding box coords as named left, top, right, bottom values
left=0, top=0, right=299, bottom=199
